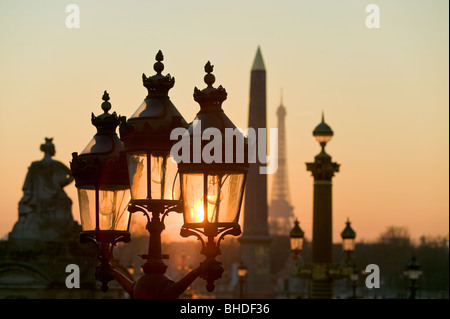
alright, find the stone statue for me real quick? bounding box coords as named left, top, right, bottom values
left=10, top=138, right=79, bottom=241
left=0, top=139, right=114, bottom=299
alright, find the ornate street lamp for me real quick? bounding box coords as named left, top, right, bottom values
left=341, top=218, right=357, bottom=294
left=178, top=61, right=249, bottom=292
left=237, top=262, right=248, bottom=299
left=111, top=50, right=208, bottom=299
left=305, top=112, right=340, bottom=299
left=290, top=219, right=305, bottom=259
left=72, top=51, right=248, bottom=299
left=341, top=218, right=356, bottom=255
left=70, top=91, right=131, bottom=292
left=403, top=255, right=422, bottom=299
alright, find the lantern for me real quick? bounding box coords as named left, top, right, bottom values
left=341, top=218, right=356, bottom=254
left=71, top=91, right=131, bottom=291
left=178, top=61, right=248, bottom=291
left=290, top=219, right=305, bottom=257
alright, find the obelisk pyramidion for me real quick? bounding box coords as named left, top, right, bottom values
left=239, top=46, right=272, bottom=298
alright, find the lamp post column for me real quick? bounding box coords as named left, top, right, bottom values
left=306, top=113, right=339, bottom=299
left=410, top=279, right=417, bottom=299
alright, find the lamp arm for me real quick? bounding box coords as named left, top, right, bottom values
left=110, top=266, right=135, bottom=296
left=163, top=267, right=201, bottom=298
left=161, top=203, right=182, bottom=225
left=128, top=204, right=150, bottom=225
left=180, top=227, right=206, bottom=248
left=217, top=225, right=241, bottom=249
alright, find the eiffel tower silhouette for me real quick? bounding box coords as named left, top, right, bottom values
left=268, top=91, right=294, bottom=235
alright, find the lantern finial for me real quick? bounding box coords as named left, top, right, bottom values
left=204, top=61, right=215, bottom=87
left=154, top=50, right=164, bottom=74
left=101, top=90, right=111, bottom=113
left=142, top=50, right=175, bottom=98
left=91, top=91, right=125, bottom=134
left=193, top=61, right=227, bottom=110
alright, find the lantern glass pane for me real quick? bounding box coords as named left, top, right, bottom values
left=409, top=270, right=422, bottom=280
left=78, top=185, right=130, bottom=231
left=290, top=237, right=303, bottom=252
left=127, top=152, right=148, bottom=200
left=150, top=153, right=180, bottom=200
left=182, top=173, right=245, bottom=226
left=98, top=186, right=130, bottom=231
left=80, top=135, right=114, bottom=155
left=129, top=100, right=165, bottom=119
left=342, top=238, right=355, bottom=252
left=210, top=173, right=245, bottom=224
left=182, top=173, right=204, bottom=224
left=314, top=135, right=332, bottom=143
left=78, top=187, right=96, bottom=231
left=238, top=267, right=248, bottom=278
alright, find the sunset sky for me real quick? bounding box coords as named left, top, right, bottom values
left=0, top=0, right=448, bottom=244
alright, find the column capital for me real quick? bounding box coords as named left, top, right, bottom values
left=306, top=160, right=340, bottom=181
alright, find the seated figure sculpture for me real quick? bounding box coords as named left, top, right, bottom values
left=10, top=138, right=79, bottom=241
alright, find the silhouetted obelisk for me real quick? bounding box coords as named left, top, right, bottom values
left=239, top=46, right=272, bottom=298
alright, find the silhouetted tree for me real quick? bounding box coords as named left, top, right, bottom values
left=415, top=235, right=449, bottom=294
left=378, top=226, right=411, bottom=246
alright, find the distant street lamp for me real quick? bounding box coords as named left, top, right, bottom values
left=305, top=113, right=340, bottom=299
left=237, top=262, right=248, bottom=299
left=403, top=255, right=422, bottom=299
left=290, top=219, right=305, bottom=260
left=290, top=113, right=362, bottom=299
left=341, top=218, right=356, bottom=255
left=341, top=218, right=357, bottom=298
left=290, top=115, right=358, bottom=299
left=71, top=51, right=248, bottom=298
